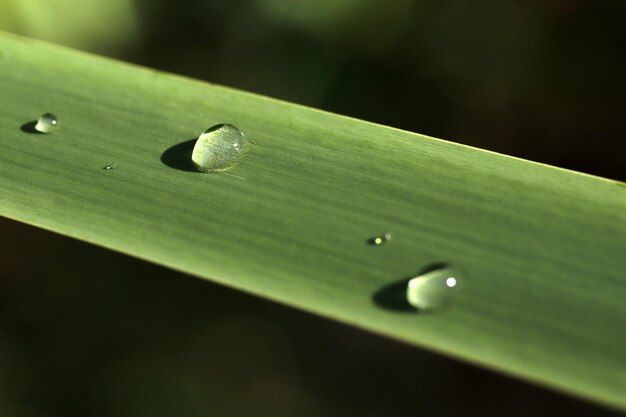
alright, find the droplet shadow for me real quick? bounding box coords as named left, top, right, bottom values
left=372, top=262, right=449, bottom=312
left=160, top=139, right=199, bottom=172
left=20, top=121, right=43, bottom=134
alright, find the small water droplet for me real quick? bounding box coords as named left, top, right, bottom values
left=103, top=163, right=117, bottom=170
left=369, top=233, right=391, bottom=246
left=191, top=124, right=249, bottom=172
left=34, top=113, right=58, bottom=133
left=406, top=265, right=460, bottom=311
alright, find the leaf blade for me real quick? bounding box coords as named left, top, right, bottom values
left=1, top=32, right=625, bottom=409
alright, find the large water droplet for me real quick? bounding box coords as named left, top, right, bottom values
left=103, top=163, right=117, bottom=170
left=406, top=266, right=459, bottom=311
left=191, top=124, right=249, bottom=172
left=35, top=113, right=58, bottom=133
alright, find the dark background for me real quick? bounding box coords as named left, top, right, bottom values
left=1, top=0, right=625, bottom=416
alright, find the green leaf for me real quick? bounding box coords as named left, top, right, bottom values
left=0, top=32, right=625, bottom=410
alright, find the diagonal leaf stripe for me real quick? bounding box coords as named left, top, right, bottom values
left=0, top=32, right=625, bottom=410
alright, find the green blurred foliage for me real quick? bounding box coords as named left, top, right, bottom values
left=0, top=0, right=138, bottom=53
left=1, top=0, right=626, bottom=415
left=255, top=0, right=414, bottom=52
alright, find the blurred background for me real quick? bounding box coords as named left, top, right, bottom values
left=1, top=0, right=625, bottom=416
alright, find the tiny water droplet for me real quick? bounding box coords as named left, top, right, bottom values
left=406, top=265, right=459, bottom=311
left=34, top=113, right=58, bottom=133
left=191, top=124, right=249, bottom=172
left=369, top=233, right=391, bottom=246
left=103, top=163, right=117, bottom=170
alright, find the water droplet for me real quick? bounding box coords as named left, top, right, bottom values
left=249, top=140, right=257, bottom=145
left=369, top=233, right=391, bottom=246
left=34, top=113, right=58, bottom=133
left=191, top=124, right=249, bottom=172
left=103, top=163, right=117, bottom=170
left=406, top=265, right=460, bottom=311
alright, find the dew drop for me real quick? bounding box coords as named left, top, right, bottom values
left=191, top=124, right=249, bottom=172
left=369, top=233, right=391, bottom=246
left=103, top=163, right=117, bottom=170
left=406, top=265, right=460, bottom=311
left=35, top=113, right=58, bottom=133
